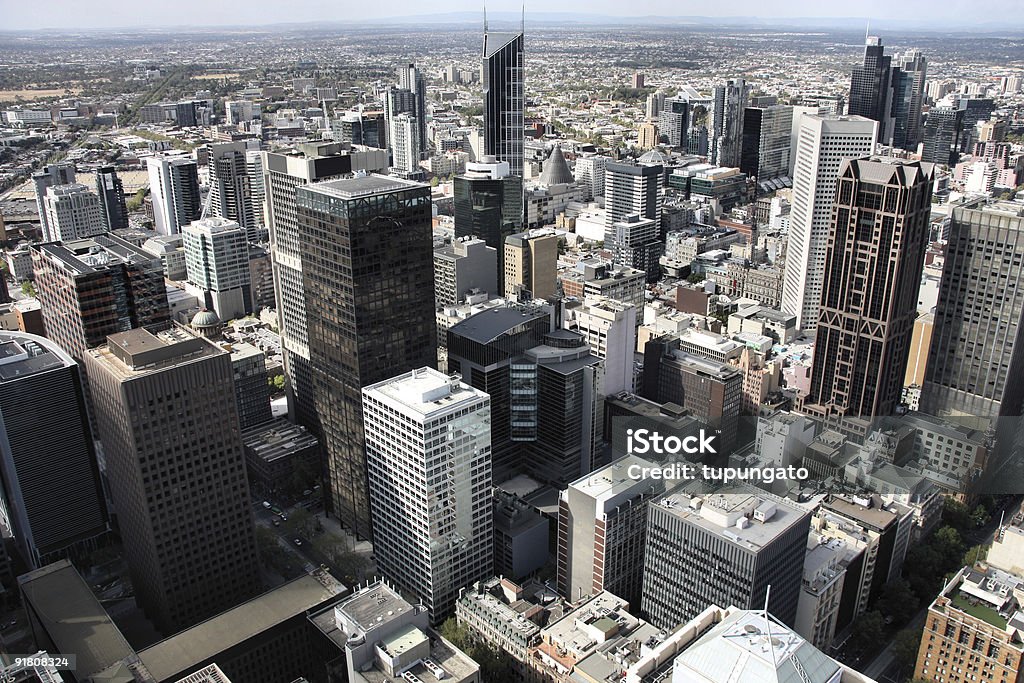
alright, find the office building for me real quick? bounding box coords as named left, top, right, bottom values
left=660, top=96, right=689, bottom=148
left=456, top=577, right=545, bottom=669
left=396, top=62, right=428, bottom=160
left=454, top=157, right=523, bottom=292
left=362, top=368, right=492, bottom=621
left=32, top=163, right=76, bottom=241
left=331, top=109, right=387, bottom=149
left=434, top=237, right=497, bottom=307
left=295, top=175, right=436, bottom=539
left=504, top=228, right=559, bottom=301
left=892, top=49, right=928, bottom=151
left=147, top=154, right=202, bottom=236
left=242, top=418, right=320, bottom=495
left=0, top=332, right=108, bottom=569
left=563, top=296, right=637, bottom=396
left=608, top=214, right=662, bottom=283
left=740, top=105, right=794, bottom=183
left=557, top=455, right=662, bottom=607
left=713, top=78, right=751, bottom=168
left=387, top=112, right=420, bottom=174
left=603, top=162, right=663, bottom=253
left=261, top=142, right=389, bottom=430
left=482, top=19, right=525, bottom=178
left=84, top=326, right=261, bottom=633
left=638, top=121, right=658, bottom=149
left=95, top=166, right=129, bottom=231
left=574, top=155, right=609, bottom=201
left=31, top=234, right=171, bottom=363
left=848, top=37, right=896, bottom=143
left=42, top=184, right=105, bottom=242
left=182, top=217, right=252, bottom=321
left=922, top=202, right=1024, bottom=420
left=311, top=580, right=481, bottom=683
left=560, top=261, right=646, bottom=309
left=804, top=158, right=933, bottom=423
left=921, top=106, right=963, bottom=166
left=781, top=115, right=877, bottom=330
left=914, top=565, right=1024, bottom=683
left=208, top=141, right=261, bottom=241
left=642, top=490, right=811, bottom=630
left=795, top=534, right=849, bottom=650
left=226, top=341, right=273, bottom=429
left=491, top=492, right=548, bottom=580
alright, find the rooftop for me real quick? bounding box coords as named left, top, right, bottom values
left=0, top=332, right=73, bottom=382
left=655, top=490, right=809, bottom=551
left=448, top=304, right=550, bottom=345
left=362, top=367, right=488, bottom=419
left=242, top=417, right=319, bottom=463
left=90, top=326, right=218, bottom=379
left=305, top=173, right=424, bottom=200
left=568, top=455, right=660, bottom=504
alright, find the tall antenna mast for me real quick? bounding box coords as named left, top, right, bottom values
left=763, top=584, right=778, bottom=669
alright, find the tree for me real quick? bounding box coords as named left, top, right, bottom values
left=20, top=281, right=36, bottom=297
left=892, top=629, right=922, bottom=672
left=964, top=543, right=989, bottom=567
left=934, top=526, right=965, bottom=566
left=942, top=498, right=971, bottom=532
left=283, top=507, right=315, bottom=538
left=430, top=176, right=440, bottom=187
left=851, top=610, right=885, bottom=653
left=878, top=578, right=919, bottom=623
left=971, top=504, right=991, bottom=528
left=687, top=272, right=703, bottom=284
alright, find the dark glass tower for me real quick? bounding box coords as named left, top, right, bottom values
left=848, top=37, right=896, bottom=143
left=482, top=19, right=524, bottom=179
left=921, top=107, right=963, bottom=166
left=804, top=157, right=933, bottom=422
left=95, top=166, right=128, bottom=230
left=295, top=175, right=437, bottom=540
left=454, top=159, right=523, bottom=292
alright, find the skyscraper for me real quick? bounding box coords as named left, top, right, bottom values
left=208, top=141, right=261, bottom=241
left=362, top=367, right=493, bottom=621
left=781, top=115, right=877, bottom=331
left=295, top=175, right=437, bottom=539
left=84, top=326, right=261, bottom=634
left=0, top=331, right=108, bottom=569
left=147, top=154, right=201, bottom=236
left=32, top=163, right=76, bottom=241
left=482, top=17, right=525, bottom=179
left=603, top=161, right=663, bottom=252
left=713, top=78, right=751, bottom=168
left=803, top=157, right=934, bottom=423
left=396, top=62, right=428, bottom=161
left=95, top=166, right=129, bottom=231
left=42, top=184, right=106, bottom=242
left=454, top=157, right=523, bottom=293
left=740, top=105, right=794, bottom=183
left=892, top=49, right=927, bottom=151
left=261, top=142, right=390, bottom=429
left=387, top=112, right=420, bottom=174
left=182, top=217, right=252, bottom=320
left=920, top=106, right=963, bottom=166
left=31, top=234, right=171, bottom=363
left=848, top=36, right=897, bottom=144
left=921, top=202, right=1024, bottom=420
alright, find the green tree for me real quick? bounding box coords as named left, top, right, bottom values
left=942, top=498, right=971, bottom=532
left=934, top=526, right=965, bottom=566
left=964, top=543, right=989, bottom=567
left=687, top=272, right=703, bottom=284
left=892, top=629, right=922, bottom=671
left=971, top=504, right=991, bottom=528
left=851, top=610, right=885, bottom=653
left=20, top=281, right=36, bottom=297
left=878, top=578, right=919, bottom=623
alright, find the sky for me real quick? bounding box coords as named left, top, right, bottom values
left=0, top=0, right=1016, bottom=30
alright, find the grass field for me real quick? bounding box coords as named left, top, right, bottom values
left=0, top=88, right=81, bottom=103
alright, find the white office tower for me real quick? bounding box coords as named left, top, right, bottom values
left=564, top=296, right=638, bottom=395
left=146, top=154, right=201, bottom=236
left=362, top=367, right=493, bottom=622
left=575, top=155, right=609, bottom=201
left=781, top=115, right=877, bottom=331
left=182, top=217, right=252, bottom=321
left=389, top=113, right=420, bottom=174
left=42, top=184, right=105, bottom=242
left=32, top=163, right=76, bottom=241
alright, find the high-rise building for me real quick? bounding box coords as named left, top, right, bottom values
left=32, top=163, right=76, bottom=241
left=603, top=161, right=663, bottom=252
left=362, top=367, right=492, bottom=621
left=434, top=236, right=498, bottom=307
left=803, top=157, right=933, bottom=424
left=42, top=184, right=106, bottom=242
left=638, top=121, right=659, bottom=150
left=503, top=228, right=559, bottom=301
left=574, top=155, right=609, bottom=201
left=182, top=217, right=252, bottom=321
left=740, top=105, right=794, bottom=183
left=892, top=49, right=928, bottom=151
left=208, top=141, right=261, bottom=241
left=642, top=490, right=812, bottom=630
left=84, top=326, right=261, bottom=634
left=454, top=157, right=523, bottom=292
left=261, top=142, right=390, bottom=429
left=781, top=115, right=877, bottom=331
left=608, top=213, right=662, bottom=283
left=0, top=332, right=108, bottom=569
left=563, top=296, right=637, bottom=396
left=848, top=36, right=897, bottom=144
left=147, top=154, right=201, bottom=236
left=396, top=62, right=428, bottom=161
left=482, top=19, right=525, bottom=179
left=95, top=166, right=129, bottom=231
left=226, top=341, right=273, bottom=430
left=660, top=97, right=689, bottom=148
left=714, top=78, right=751, bottom=168
left=920, top=106, right=963, bottom=166
left=557, top=455, right=662, bottom=607
left=31, top=234, right=171, bottom=363
left=387, top=112, right=420, bottom=174
left=295, top=175, right=437, bottom=539
left=921, top=202, right=1024, bottom=420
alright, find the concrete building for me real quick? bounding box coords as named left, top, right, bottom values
left=638, top=122, right=659, bottom=150
left=781, top=115, right=878, bottom=330
left=208, top=141, right=262, bottom=241
left=557, top=455, right=663, bottom=607
left=0, top=332, right=108, bottom=569
left=42, top=184, right=105, bottom=242
left=225, top=340, right=273, bottom=429
left=84, top=326, right=261, bottom=634
left=492, top=490, right=549, bottom=580
left=95, top=167, right=129, bottom=231
left=642, top=490, right=812, bottom=630
left=456, top=577, right=544, bottom=668
left=574, top=155, right=609, bottom=201
left=142, top=234, right=188, bottom=281
left=559, top=261, right=646, bottom=309
left=433, top=237, right=498, bottom=307
left=795, top=533, right=848, bottom=650
left=362, top=368, right=492, bottom=621
left=563, top=296, right=637, bottom=396
left=147, top=154, right=201, bottom=236
left=604, top=162, right=663, bottom=252
left=182, top=217, right=252, bottom=321
left=242, top=418, right=320, bottom=495
left=31, top=163, right=76, bottom=242
left=504, top=228, right=559, bottom=300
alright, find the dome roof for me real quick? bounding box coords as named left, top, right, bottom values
left=191, top=309, right=222, bottom=328
left=638, top=148, right=669, bottom=165
left=538, top=145, right=575, bottom=186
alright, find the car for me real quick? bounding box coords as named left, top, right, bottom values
left=303, top=489, right=313, bottom=497
left=279, top=513, right=288, bottom=521
left=262, top=501, right=271, bottom=509
left=272, top=520, right=280, bottom=527
left=293, top=538, right=302, bottom=547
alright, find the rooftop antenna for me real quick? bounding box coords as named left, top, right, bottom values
left=483, top=2, right=488, bottom=33
left=865, top=20, right=870, bottom=43
left=763, top=584, right=779, bottom=669
left=521, top=3, right=525, bottom=34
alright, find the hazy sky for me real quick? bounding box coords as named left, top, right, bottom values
left=0, top=0, right=1011, bottom=30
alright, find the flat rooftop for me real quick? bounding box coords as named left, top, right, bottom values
left=90, top=327, right=218, bottom=379
left=656, top=490, right=809, bottom=551
left=449, top=305, right=550, bottom=345
left=363, top=367, right=488, bottom=419
left=305, top=174, right=424, bottom=199
left=17, top=560, right=136, bottom=680
left=0, top=333, right=72, bottom=381
left=569, top=455, right=659, bottom=503
left=242, top=418, right=319, bottom=463
left=334, top=581, right=413, bottom=633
